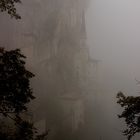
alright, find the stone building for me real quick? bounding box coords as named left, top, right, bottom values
left=11, top=0, right=99, bottom=139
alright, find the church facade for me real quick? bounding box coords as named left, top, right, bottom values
left=12, top=0, right=99, bottom=139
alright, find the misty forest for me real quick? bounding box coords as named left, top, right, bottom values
left=1, top=0, right=140, bottom=140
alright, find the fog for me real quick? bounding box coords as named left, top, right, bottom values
left=1, top=0, right=140, bottom=140
left=86, top=1, right=140, bottom=139
left=86, top=0, right=140, bottom=94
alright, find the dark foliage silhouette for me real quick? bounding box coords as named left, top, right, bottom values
left=0, top=0, right=21, bottom=19
left=0, top=48, right=48, bottom=140
left=117, top=92, right=140, bottom=140
left=0, top=48, right=35, bottom=116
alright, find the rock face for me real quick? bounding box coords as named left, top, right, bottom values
left=11, top=0, right=99, bottom=139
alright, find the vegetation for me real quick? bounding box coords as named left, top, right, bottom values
left=0, top=0, right=21, bottom=19
left=0, top=0, right=48, bottom=139
left=0, top=48, right=35, bottom=115
left=117, top=92, right=140, bottom=140
left=0, top=48, right=48, bottom=140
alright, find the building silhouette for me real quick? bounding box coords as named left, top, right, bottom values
left=12, top=0, right=100, bottom=139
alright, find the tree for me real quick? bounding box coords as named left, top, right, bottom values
left=117, top=92, right=140, bottom=140
left=0, top=48, right=35, bottom=116
left=0, top=1, right=48, bottom=139
left=0, top=0, right=21, bottom=19
left=0, top=48, right=48, bottom=140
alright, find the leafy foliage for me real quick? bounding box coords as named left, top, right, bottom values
left=0, top=119, right=48, bottom=140
left=15, top=119, right=36, bottom=140
left=0, top=0, right=21, bottom=19
left=0, top=48, right=35, bottom=116
left=0, top=119, right=35, bottom=140
left=0, top=48, right=48, bottom=140
left=117, top=92, right=140, bottom=140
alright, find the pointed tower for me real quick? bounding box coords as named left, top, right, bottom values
left=12, top=0, right=99, bottom=139
left=32, top=0, right=90, bottom=96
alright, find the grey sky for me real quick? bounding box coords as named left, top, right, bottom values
left=86, top=0, right=140, bottom=94
left=1, top=0, right=140, bottom=139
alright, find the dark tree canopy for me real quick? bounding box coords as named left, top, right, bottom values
left=0, top=0, right=21, bottom=19
left=0, top=119, right=48, bottom=140
left=117, top=92, right=140, bottom=140
left=0, top=48, right=35, bottom=116
left=0, top=1, right=47, bottom=138
left=0, top=48, right=48, bottom=140
left=0, top=119, right=36, bottom=140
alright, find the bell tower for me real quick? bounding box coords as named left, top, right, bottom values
left=12, top=0, right=99, bottom=140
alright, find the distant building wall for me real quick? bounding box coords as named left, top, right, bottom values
left=11, top=0, right=99, bottom=140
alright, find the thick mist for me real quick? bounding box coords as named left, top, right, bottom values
left=86, top=0, right=140, bottom=94
left=86, top=1, right=140, bottom=139
left=1, top=0, right=140, bottom=140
